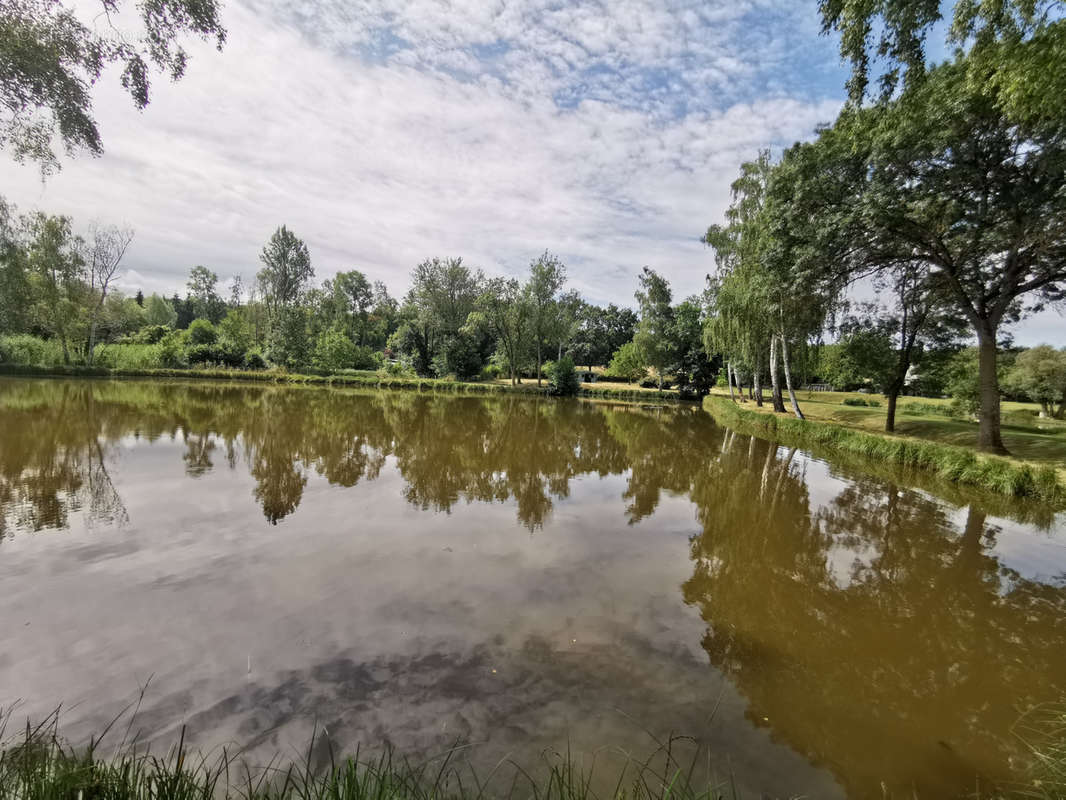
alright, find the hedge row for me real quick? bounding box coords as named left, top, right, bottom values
left=703, top=395, right=1065, bottom=505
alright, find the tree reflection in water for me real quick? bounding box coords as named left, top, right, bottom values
left=1, top=378, right=1064, bottom=797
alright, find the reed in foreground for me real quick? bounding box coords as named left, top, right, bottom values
left=0, top=713, right=742, bottom=800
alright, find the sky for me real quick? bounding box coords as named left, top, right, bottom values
left=1, top=0, right=1062, bottom=344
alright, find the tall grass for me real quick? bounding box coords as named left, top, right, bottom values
left=93, top=343, right=168, bottom=370
left=0, top=335, right=66, bottom=367
left=0, top=710, right=741, bottom=800
left=703, top=396, right=1066, bottom=505
left=1013, top=703, right=1066, bottom=799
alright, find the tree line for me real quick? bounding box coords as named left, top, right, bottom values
left=0, top=203, right=721, bottom=397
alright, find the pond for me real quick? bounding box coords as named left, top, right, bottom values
left=1, top=377, right=1065, bottom=799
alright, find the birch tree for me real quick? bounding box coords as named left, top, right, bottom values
left=83, top=223, right=133, bottom=364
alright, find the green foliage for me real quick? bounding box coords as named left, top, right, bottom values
left=185, top=318, right=217, bottom=346
left=818, top=329, right=895, bottom=392
left=93, top=343, right=165, bottom=370
left=570, top=303, right=637, bottom=369
left=0, top=0, right=226, bottom=173
left=258, top=226, right=313, bottom=313
left=607, top=340, right=647, bottom=382
left=671, top=297, right=717, bottom=399
left=158, top=331, right=188, bottom=369
left=525, top=251, right=567, bottom=380
left=0, top=334, right=63, bottom=365
left=820, top=0, right=1065, bottom=126
left=311, top=327, right=361, bottom=373
left=266, top=307, right=310, bottom=370
left=243, top=348, right=267, bottom=370
left=1006, top=345, right=1066, bottom=417
left=633, top=267, right=676, bottom=390
left=132, top=324, right=171, bottom=343
left=841, top=397, right=881, bottom=408
left=186, top=265, right=226, bottom=323
left=547, top=355, right=580, bottom=396
left=185, top=342, right=222, bottom=365
left=311, top=327, right=357, bottom=372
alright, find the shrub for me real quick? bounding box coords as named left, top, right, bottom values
left=381, top=357, right=415, bottom=377
left=186, top=343, right=223, bottom=365
left=352, top=345, right=380, bottom=371
left=0, top=334, right=64, bottom=366
left=608, top=340, right=647, bottom=382
left=548, top=356, right=580, bottom=396
left=186, top=319, right=218, bottom=346
left=312, top=328, right=359, bottom=372
left=158, top=331, right=187, bottom=368
left=131, top=325, right=171, bottom=344
left=595, top=372, right=636, bottom=384
left=639, top=377, right=673, bottom=390
left=243, top=349, right=267, bottom=370
left=437, top=333, right=484, bottom=381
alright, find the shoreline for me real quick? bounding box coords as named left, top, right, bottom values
left=0, top=363, right=684, bottom=402
left=703, top=394, right=1066, bottom=506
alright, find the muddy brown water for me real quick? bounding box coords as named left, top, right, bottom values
left=2, top=377, right=1065, bottom=799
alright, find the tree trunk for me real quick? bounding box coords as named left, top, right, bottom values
left=726, top=360, right=736, bottom=402
left=885, top=390, right=899, bottom=433
left=753, top=360, right=763, bottom=407
left=537, top=341, right=543, bottom=386
left=976, top=328, right=1008, bottom=454
left=778, top=334, right=804, bottom=420
left=770, top=337, right=785, bottom=413
left=86, top=290, right=108, bottom=367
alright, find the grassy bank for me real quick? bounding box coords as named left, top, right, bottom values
left=703, top=395, right=1066, bottom=505
left=0, top=363, right=681, bottom=402
left=737, top=388, right=1066, bottom=466
left=3, top=710, right=1064, bottom=800
left=0, top=716, right=738, bottom=800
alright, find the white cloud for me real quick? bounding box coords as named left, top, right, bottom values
left=2, top=0, right=843, bottom=312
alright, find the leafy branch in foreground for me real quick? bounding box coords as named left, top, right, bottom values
left=1, top=0, right=226, bottom=173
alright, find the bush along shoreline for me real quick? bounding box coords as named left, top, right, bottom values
left=0, top=363, right=683, bottom=402
left=703, top=395, right=1066, bottom=506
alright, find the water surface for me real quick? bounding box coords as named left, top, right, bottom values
left=2, top=377, right=1065, bottom=799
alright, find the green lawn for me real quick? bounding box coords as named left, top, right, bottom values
left=713, top=388, right=1066, bottom=474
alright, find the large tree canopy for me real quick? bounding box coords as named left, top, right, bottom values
left=820, top=0, right=1065, bottom=124
left=1, top=0, right=226, bottom=172
left=773, top=54, right=1066, bottom=452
